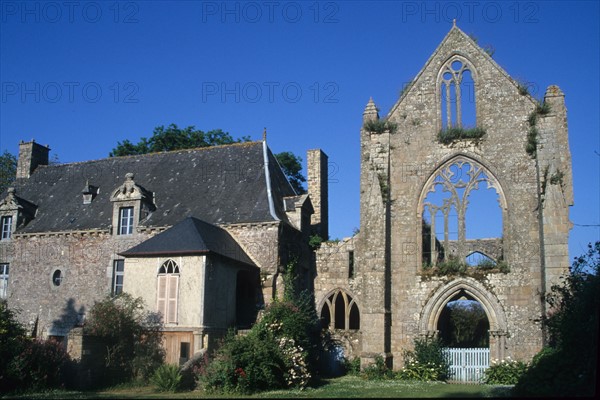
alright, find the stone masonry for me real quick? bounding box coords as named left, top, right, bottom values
left=315, top=25, right=573, bottom=369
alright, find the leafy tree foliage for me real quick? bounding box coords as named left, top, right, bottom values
left=514, top=242, right=599, bottom=397
left=109, top=124, right=251, bottom=156
left=274, top=151, right=306, bottom=194
left=84, top=294, right=164, bottom=386
left=438, top=300, right=489, bottom=348
left=0, top=150, right=17, bottom=194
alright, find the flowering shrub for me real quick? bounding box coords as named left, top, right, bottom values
left=482, top=357, right=528, bottom=385
left=199, top=329, right=285, bottom=394
left=396, top=359, right=444, bottom=382
left=277, top=335, right=311, bottom=387
left=396, top=337, right=449, bottom=381
left=200, top=295, right=319, bottom=393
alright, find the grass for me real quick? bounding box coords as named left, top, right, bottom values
left=2, top=376, right=515, bottom=399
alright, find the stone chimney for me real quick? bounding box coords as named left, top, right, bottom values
left=307, top=149, right=328, bottom=240
left=16, top=140, right=50, bottom=179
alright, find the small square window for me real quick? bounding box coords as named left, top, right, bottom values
left=118, top=207, right=134, bottom=235
left=1, top=216, right=12, bottom=240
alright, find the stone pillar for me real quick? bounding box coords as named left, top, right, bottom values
left=489, top=330, right=507, bottom=361
left=16, top=140, right=50, bottom=179
left=307, top=149, right=329, bottom=240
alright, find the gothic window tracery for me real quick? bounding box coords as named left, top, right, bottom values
left=320, top=289, right=360, bottom=331
left=422, top=158, right=503, bottom=266
left=440, top=58, right=476, bottom=129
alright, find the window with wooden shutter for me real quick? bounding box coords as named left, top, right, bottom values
left=167, top=274, right=179, bottom=323
left=157, top=274, right=167, bottom=318
left=157, top=259, right=180, bottom=324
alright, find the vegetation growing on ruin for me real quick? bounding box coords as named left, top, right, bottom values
left=363, top=119, right=398, bottom=134
left=437, top=127, right=486, bottom=145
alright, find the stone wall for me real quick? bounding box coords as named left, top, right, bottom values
left=316, top=26, right=572, bottom=369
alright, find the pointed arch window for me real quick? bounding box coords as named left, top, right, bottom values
left=440, top=58, right=476, bottom=129
left=422, top=158, right=504, bottom=266
left=320, top=289, right=360, bottom=331
left=157, top=259, right=180, bottom=324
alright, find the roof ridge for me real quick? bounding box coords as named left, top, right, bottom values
left=35, top=140, right=264, bottom=169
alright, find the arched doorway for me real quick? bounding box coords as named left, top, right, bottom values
left=420, top=278, right=508, bottom=381
left=437, top=293, right=490, bottom=348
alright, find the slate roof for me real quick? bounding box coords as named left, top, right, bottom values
left=120, top=217, right=255, bottom=266
left=8, top=141, right=296, bottom=233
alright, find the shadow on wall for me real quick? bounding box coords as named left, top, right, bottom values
left=50, top=298, right=85, bottom=339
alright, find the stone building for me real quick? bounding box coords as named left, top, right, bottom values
left=0, top=138, right=328, bottom=364
left=314, top=25, right=573, bottom=368
left=1, top=25, right=573, bottom=371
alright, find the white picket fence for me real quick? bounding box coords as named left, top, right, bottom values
left=444, top=348, right=490, bottom=383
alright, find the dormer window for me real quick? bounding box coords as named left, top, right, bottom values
left=0, top=188, right=36, bottom=237
left=1, top=216, right=12, bottom=240
left=119, top=207, right=134, bottom=235
left=110, top=173, right=155, bottom=237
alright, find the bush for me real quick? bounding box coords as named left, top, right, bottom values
left=151, top=364, right=182, bottom=392
left=199, top=329, right=286, bottom=394
left=397, top=337, right=450, bottom=381
left=362, top=355, right=393, bottom=380
left=482, top=357, right=528, bottom=385
left=200, top=296, right=318, bottom=394
left=514, top=242, right=599, bottom=397
left=435, top=258, right=468, bottom=275
left=342, top=357, right=361, bottom=376
left=84, top=294, right=165, bottom=387
left=0, top=301, right=72, bottom=393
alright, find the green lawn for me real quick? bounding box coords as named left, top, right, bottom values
left=3, top=376, right=514, bottom=399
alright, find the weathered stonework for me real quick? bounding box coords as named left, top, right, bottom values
left=315, top=26, right=573, bottom=369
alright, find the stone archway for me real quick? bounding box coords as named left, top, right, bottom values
left=420, top=278, right=508, bottom=361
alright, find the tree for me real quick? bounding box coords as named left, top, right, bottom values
left=438, top=300, right=489, bottom=348
left=109, top=124, right=306, bottom=193
left=109, top=124, right=251, bottom=156
left=515, top=242, right=599, bottom=397
left=274, top=151, right=306, bottom=194
left=84, top=294, right=164, bottom=386
left=0, top=151, right=17, bottom=194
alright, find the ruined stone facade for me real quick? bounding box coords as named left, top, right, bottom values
left=315, top=26, right=573, bottom=368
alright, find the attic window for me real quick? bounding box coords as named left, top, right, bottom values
left=0, top=216, right=12, bottom=240
left=118, top=207, right=134, bottom=235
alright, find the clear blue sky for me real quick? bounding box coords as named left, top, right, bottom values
left=1, top=0, right=598, bottom=262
